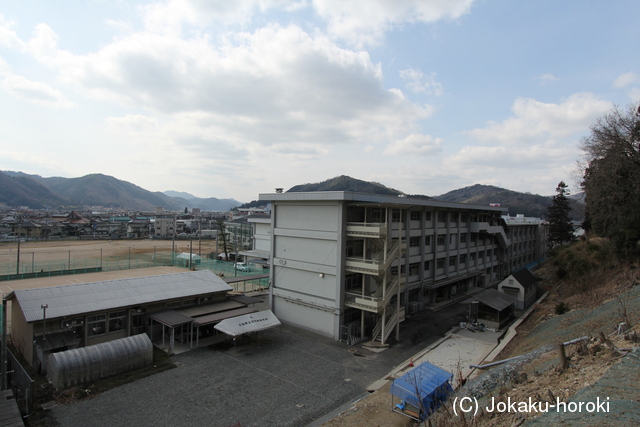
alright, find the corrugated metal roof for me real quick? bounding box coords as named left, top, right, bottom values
left=12, top=270, right=232, bottom=323
left=148, top=310, right=193, bottom=327
left=194, top=307, right=258, bottom=326
left=177, top=300, right=245, bottom=317
left=461, top=288, right=517, bottom=311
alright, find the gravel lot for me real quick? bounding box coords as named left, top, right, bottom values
left=50, top=305, right=467, bottom=427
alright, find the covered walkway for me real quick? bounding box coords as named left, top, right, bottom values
left=148, top=298, right=276, bottom=354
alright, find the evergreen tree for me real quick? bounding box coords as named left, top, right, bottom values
left=546, top=181, right=574, bottom=247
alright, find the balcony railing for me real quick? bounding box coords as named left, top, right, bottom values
left=345, top=240, right=404, bottom=275
left=344, top=275, right=404, bottom=313
left=346, top=222, right=387, bottom=238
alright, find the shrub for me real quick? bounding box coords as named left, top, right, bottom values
left=555, top=302, right=569, bottom=315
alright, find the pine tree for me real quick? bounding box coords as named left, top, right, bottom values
left=546, top=181, right=574, bottom=247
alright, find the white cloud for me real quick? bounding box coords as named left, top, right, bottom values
left=423, top=93, right=616, bottom=196
left=23, top=22, right=433, bottom=155
left=466, top=93, right=613, bottom=144
left=400, top=68, right=443, bottom=96
left=613, top=72, right=638, bottom=88
left=384, top=133, right=442, bottom=155
left=0, top=74, right=74, bottom=108
left=536, top=73, right=559, bottom=84
left=0, top=14, right=26, bottom=50
left=313, top=0, right=475, bottom=47
left=138, top=0, right=304, bottom=35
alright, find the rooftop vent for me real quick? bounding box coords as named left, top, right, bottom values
left=275, top=188, right=283, bottom=193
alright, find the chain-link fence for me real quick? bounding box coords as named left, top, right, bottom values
left=0, top=250, right=176, bottom=281
left=0, top=248, right=270, bottom=292
left=4, top=341, right=34, bottom=415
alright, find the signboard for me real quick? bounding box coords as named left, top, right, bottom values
left=214, top=309, right=280, bottom=336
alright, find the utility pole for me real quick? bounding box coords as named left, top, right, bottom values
left=171, top=214, right=176, bottom=265
left=1, top=295, right=7, bottom=390
left=16, top=233, right=21, bottom=275
left=41, top=304, right=48, bottom=340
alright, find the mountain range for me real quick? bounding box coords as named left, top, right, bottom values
left=0, top=171, right=240, bottom=212
left=1, top=171, right=582, bottom=219
left=285, top=175, right=583, bottom=219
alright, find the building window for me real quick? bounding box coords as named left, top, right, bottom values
left=437, top=212, right=446, bottom=223
left=460, top=254, right=467, bottom=264
left=392, top=211, right=401, bottom=222
left=165, top=300, right=181, bottom=309
left=410, top=210, right=421, bottom=221
left=108, top=310, right=127, bottom=333
left=424, top=236, right=431, bottom=246
left=425, top=211, right=432, bottom=221
left=409, top=236, right=421, bottom=247
left=88, top=314, right=106, bottom=336
left=437, top=235, right=445, bottom=246
left=424, top=260, right=431, bottom=271
left=436, top=258, right=444, bottom=269
left=449, top=256, right=456, bottom=267
left=131, top=307, right=147, bottom=332
left=409, top=263, right=420, bottom=276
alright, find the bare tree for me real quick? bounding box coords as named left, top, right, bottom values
left=580, top=102, right=640, bottom=254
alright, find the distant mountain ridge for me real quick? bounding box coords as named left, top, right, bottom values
left=288, top=175, right=406, bottom=196
left=284, top=176, right=583, bottom=220
left=2, top=171, right=583, bottom=219
left=433, top=184, right=552, bottom=217
left=0, top=171, right=240, bottom=211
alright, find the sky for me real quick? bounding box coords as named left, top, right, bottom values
left=1, top=0, right=638, bottom=203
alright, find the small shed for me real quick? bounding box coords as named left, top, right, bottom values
left=390, top=362, right=454, bottom=421
left=461, top=288, right=516, bottom=329
left=176, top=252, right=203, bottom=265
left=34, top=330, right=81, bottom=374
left=498, top=268, right=538, bottom=310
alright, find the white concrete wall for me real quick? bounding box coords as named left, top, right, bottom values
left=270, top=202, right=344, bottom=340
left=253, top=222, right=271, bottom=252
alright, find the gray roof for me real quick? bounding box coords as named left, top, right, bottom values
left=259, top=191, right=508, bottom=212
left=11, top=270, right=232, bottom=323
left=461, top=288, right=517, bottom=311
left=511, top=268, right=538, bottom=290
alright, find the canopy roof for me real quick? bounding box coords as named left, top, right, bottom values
left=214, top=309, right=280, bottom=336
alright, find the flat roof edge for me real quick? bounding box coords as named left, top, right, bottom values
left=258, top=191, right=507, bottom=211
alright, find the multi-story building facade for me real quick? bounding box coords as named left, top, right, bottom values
left=503, top=214, right=548, bottom=271
left=258, top=191, right=542, bottom=346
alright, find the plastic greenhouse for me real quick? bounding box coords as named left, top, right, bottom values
left=46, top=333, right=153, bottom=390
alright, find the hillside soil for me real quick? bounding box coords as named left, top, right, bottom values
left=323, top=259, right=640, bottom=427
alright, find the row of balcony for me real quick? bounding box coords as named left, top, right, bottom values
left=344, top=275, right=405, bottom=313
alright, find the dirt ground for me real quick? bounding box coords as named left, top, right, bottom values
left=0, top=238, right=218, bottom=263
